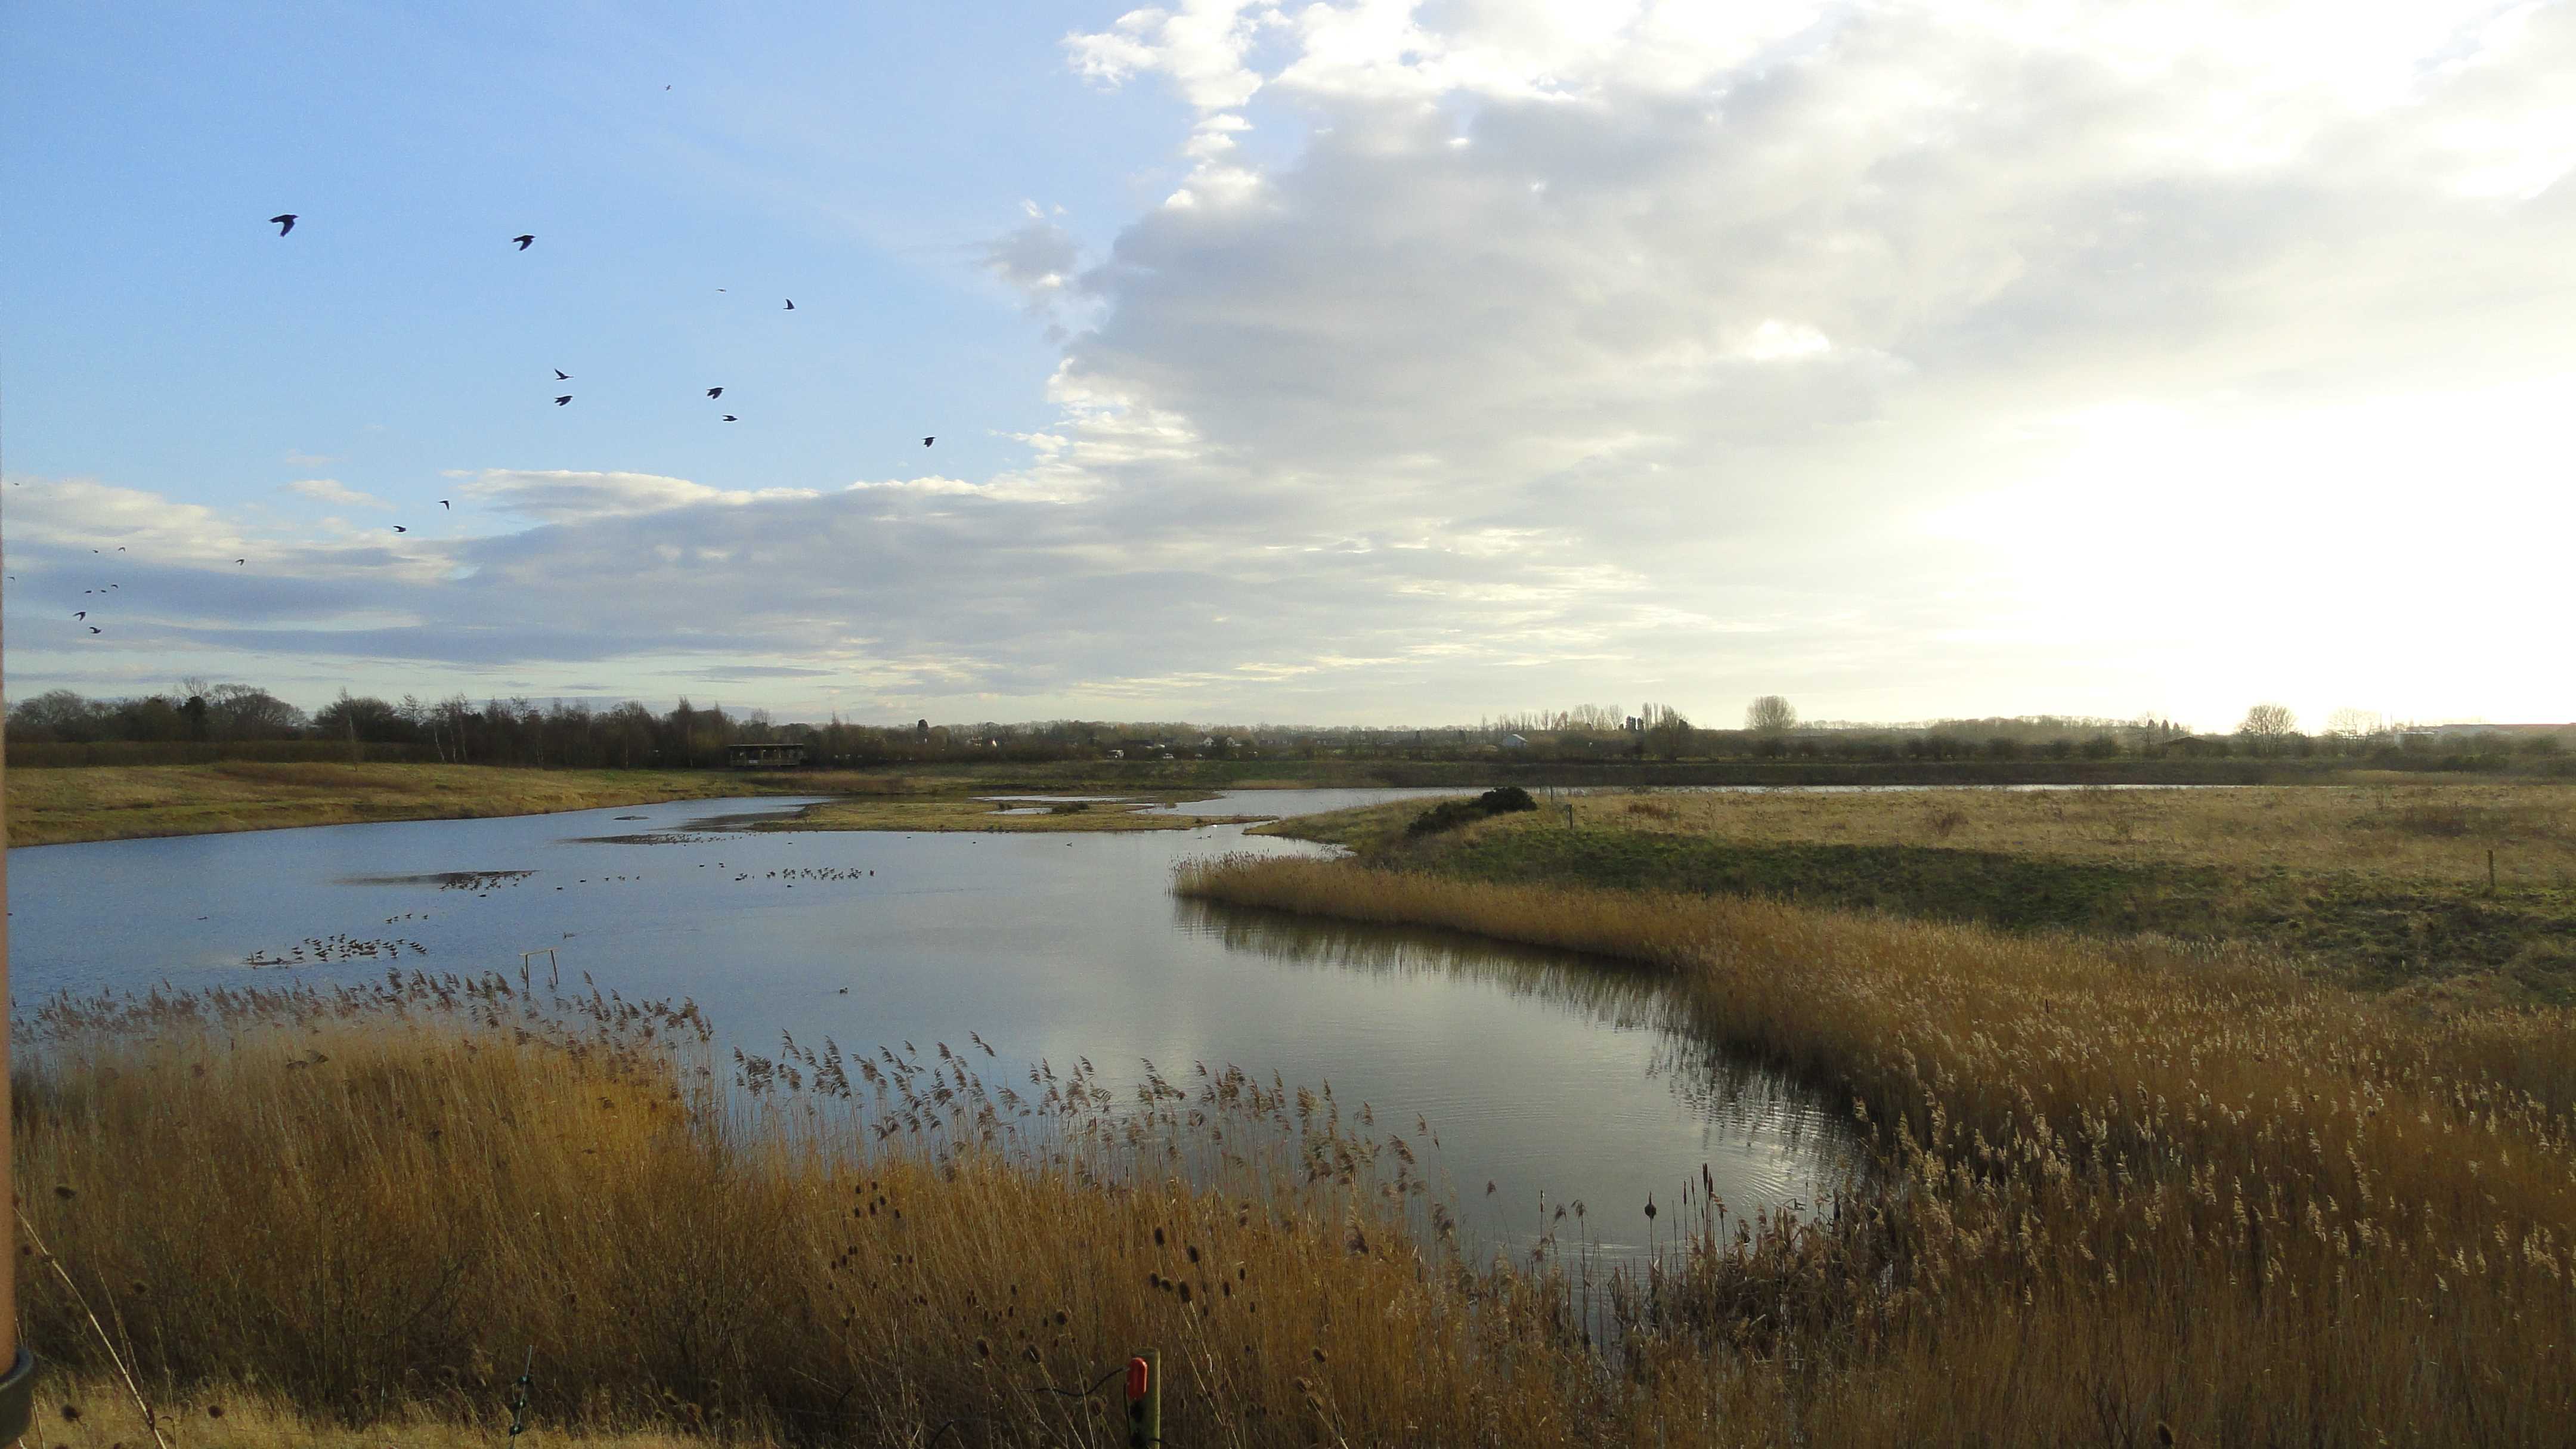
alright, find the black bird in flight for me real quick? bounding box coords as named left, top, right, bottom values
left=441, top=499, right=451, bottom=509
left=922, top=436, right=935, bottom=447
left=392, top=525, right=408, bottom=534
left=88, top=626, right=101, bottom=634
left=555, top=395, right=572, bottom=406
left=270, top=213, right=298, bottom=235
left=234, top=558, right=244, bottom=565
left=73, top=612, right=84, bottom=620
left=721, top=414, right=738, bottom=422
left=555, top=369, right=571, bottom=380
left=706, top=386, right=723, bottom=398
left=512, top=234, right=535, bottom=250
left=783, top=298, right=795, bottom=310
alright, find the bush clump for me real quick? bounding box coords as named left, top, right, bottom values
left=1407, top=785, right=1541, bottom=837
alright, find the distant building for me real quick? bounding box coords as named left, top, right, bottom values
left=727, top=741, right=807, bottom=769
left=1500, top=733, right=1530, bottom=750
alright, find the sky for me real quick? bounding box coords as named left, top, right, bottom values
left=5, top=0, right=2571, bottom=732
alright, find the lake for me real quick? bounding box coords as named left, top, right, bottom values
left=8, top=788, right=1859, bottom=1259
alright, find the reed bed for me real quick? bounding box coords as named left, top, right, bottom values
left=17, top=972, right=1797, bottom=1448
left=1176, top=854, right=2576, bottom=1444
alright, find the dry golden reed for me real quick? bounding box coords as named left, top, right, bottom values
left=17, top=973, right=1761, bottom=1448
left=1178, top=853, right=2576, bottom=1445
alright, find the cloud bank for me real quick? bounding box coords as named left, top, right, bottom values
left=13, top=1, right=2574, bottom=726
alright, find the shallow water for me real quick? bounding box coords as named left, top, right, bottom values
left=9, top=788, right=1860, bottom=1257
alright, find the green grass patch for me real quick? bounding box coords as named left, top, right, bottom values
left=1337, top=812, right=2576, bottom=1003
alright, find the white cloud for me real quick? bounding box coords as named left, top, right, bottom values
left=450, top=469, right=821, bottom=523
left=286, top=478, right=390, bottom=510
left=14, top=1, right=2576, bottom=727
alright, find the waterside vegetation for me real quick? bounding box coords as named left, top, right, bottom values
left=22, top=974, right=1803, bottom=1448
left=1174, top=847, right=2576, bottom=1444
left=1262, top=782, right=2576, bottom=1002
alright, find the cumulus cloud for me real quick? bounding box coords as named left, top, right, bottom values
left=16, top=2, right=2575, bottom=725
left=286, top=478, right=390, bottom=510
left=450, top=469, right=822, bottom=523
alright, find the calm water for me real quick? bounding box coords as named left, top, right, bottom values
left=8, top=789, right=1859, bottom=1256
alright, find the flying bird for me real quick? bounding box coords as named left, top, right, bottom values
left=270, top=213, right=298, bottom=235
left=440, top=499, right=451, bottom=509
left=783, top=298, right=795, bottom=310
left=88, top=626, right=101, bottom=634
left=555, top=369, right=571, bottom=380
left=706, top=386, right=723, bottom=398
left=922, top=436, right=934, bottom=447
left=555, top=395, right=572, bottom=406
left=392, top=525, right=408, bottom=533
left=73, top=612, right=84, bottom=620
left=512, top=234, right=535, bottom=250
left=234, top=559, right=244, bottom=565
left=721, top=414, right=738, bottom=422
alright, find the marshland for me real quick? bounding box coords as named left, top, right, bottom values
left=16, top=780, right=2575, bottom=1444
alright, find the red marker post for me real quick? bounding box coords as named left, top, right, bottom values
left=1125, top=1352, right=1160, bottom=1448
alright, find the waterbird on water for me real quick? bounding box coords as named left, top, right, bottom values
left=270, top=213, right=298, bottom=235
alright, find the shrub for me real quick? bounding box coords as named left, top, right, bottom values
left=1407, top=786, right=1540, bottom=837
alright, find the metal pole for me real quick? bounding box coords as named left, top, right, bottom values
left=1125, top=1351, right=1161, bottom=1447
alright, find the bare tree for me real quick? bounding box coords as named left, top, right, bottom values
left=2238, top=703, right=2299, bottom=754
left=2326, top=707, right=2382, bottom=738
left=1745, top=695, right=1798, bottom=733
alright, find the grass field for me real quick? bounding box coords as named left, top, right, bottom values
left=7, top=756, right=2492, bottom=849
left=2, top=763, right=1266, bottom=846
left=1265, top=782, right=2576, bottom=1001
left=0, top=763, right=829, bottom=847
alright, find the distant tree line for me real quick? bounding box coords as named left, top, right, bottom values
left=7, top=683, right=2565, bottom=771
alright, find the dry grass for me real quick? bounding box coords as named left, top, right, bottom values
left=1, top=764, right=868, bottom=847
left=1567, top=781, right=2576, bottom=886
left=1177, top=854, right=2576, bottom=1444
left=26, top=1376, right=735, bottom=1449
left=776, top=796, right=1253, bottom=834
left=5, top=764, right=1264, bottom=846
left=16, top=975, right=1760, bottom=1448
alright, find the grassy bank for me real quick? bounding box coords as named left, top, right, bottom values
left=10, top=756, right=2489, bottom=850
left=767, top=794, right=1260, bottom=834
left=4, top=763, right=1260, bottom=847
left=2, top=763, right=837, bottom=847
left=1176, top=854, right=2576, bottom=1444
left=1268, top=782, right=2576, bottom=1000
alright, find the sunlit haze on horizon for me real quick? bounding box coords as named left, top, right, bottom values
left=6, top=1, right=2571, bottom=732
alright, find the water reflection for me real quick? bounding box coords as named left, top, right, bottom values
left=1172, top=897, right=1863, bottom=1246
left=12, top=788, right=1862, bottom=1266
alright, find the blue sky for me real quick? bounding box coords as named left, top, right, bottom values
left=5, top=2, right=1174, bottom=499
left=7, top=2, right=2572, bottom=730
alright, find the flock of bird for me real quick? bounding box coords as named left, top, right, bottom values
left=63, top=213, right=943, bottom=640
